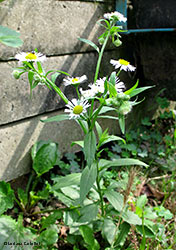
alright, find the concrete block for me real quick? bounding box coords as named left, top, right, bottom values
left=0, top=0, right=114, bottom=59
left=0, top=109, right=120, bottom=181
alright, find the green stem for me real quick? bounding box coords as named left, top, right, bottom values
left=90, top=101, right=105, bottom=130
left=96, top=161, right=104, bottom=217
left=25, top=171, right=35, bottom=196
left=94, top=30, right=111, bottom=83
left=110, top=204, right=126, bottom=248
left=14, top=197, right=25, bottom=213
left=77, top=120, right=87, bottom=134
left=76, top=86, right=80, bottom=99
left=46, top=78, right=69, bottom=104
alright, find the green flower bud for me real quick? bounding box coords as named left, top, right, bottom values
left=116, top=93, right=126, bottom=101
left=12, top=70, right=21, bottom=79
left=113, top=39, right=122, bottom=47
left=99, top=37, right=105, bottom=45
left=119, top=101, right=132, bottom=115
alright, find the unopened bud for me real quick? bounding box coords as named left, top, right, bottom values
left=12, top=70, right=21, bottom=79
left=119, top=101, right=132, bottom=115
left=99, top=37, right=105, bottom=45
left=113, top=39, right=122, bottom=47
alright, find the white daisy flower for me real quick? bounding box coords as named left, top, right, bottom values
left=15, top=51, right=46, bottom=62
left=110, top=59, right=136, bottom=72
left=80, top=77, right=106, bottom=98
left=114, top=77, right=126, bottom=92
left=80, top=88, right=96, bottom=98
left=64, top=98, right=90, bottom=119
left=104, top=11, right=127, bottom=23
left=63, top=75, right=87, bottom=86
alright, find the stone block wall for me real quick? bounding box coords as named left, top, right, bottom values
left=0, top=0, right=118, bottom=181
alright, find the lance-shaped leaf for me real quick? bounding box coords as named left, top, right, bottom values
left=80, top=164, right=97, bottom=204
left=99, top=158, right=148, bottom=171
left=41, top=114, right=70, bottom=123
left=83, top=130, right=97, bottom=167
left=52, top=173, right=81, bottom=190
left=104, top=189, right=124, bottom=212
left=78, top=37, right=99, bottom=53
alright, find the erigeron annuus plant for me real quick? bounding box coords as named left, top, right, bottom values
left=12, top=11, right=153, bottom=249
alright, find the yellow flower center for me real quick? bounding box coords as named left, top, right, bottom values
left=119, top=59, right=129, bottom=66
left=72, top=78, right=79, bottom=83
left=25, top=53, right=37, bottom=60
left=73, top=105, right=83, bottom=114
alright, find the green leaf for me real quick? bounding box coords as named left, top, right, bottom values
left=41, top=114, right=70, bottom=123
left=33, top=142, right=58, bottom=176
left=136, top=225, right=155, bottom=238
left=79, top=203, right=98, bottom=223
left=17, top=188, right=28, bottom=207
left=51, top=72, right=60, bottom=83
left=108, top=82, right=117, bottom=97
left=95, top=122, right=103, bottom=139
left=80, top=164, right=97, bottom=204
left=102, top=218, right=116, bottom=244
left=124, top=80, right=139, bottom=95
left=83, top=131, right=97, bottom=167
left=119, top=115, right=125, bottom=134
left=45, top=69, right=70, bottom=77
left=0, top=215, right=35, bottom=250
left=52, top=173, right=81, bottom=190
left=128, top=86, right=154, bottom=98
left=71, top=140, right=84, bottom=148
left=99, top=158, right=148, bottom=171
left=109, top=71, right=116, bottom=86
left=98, top=115, right=119, bottom=120
left=79, top=225, right=100, bottom=250
left=28, top=71, right=34, bottom=97
left=36, top=226, right=58, bottom=247
left=136, top=195, right=148, bottom=209
left=100, top=135, right=125, bottom=147
left=0, top=181, right=15, bottom=215
left=78, top=37, right=99, bottom=53
left=122, top=210, right=142, bottom=225
left=98, top=106, right=116, bottom=115
left=31, top=140, right=52, bottom=160
left=115, top=222, right=131, bottom=247
left=0, top=25, right=20, bottom=37
left=41, top=211, right=62, bottom=231
left=104, top=190, right=124, bottom=212
left=0, top=36, right=23, bottom=47
left=0, top=25, right=23, bottom=47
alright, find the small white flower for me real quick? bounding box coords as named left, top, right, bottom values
left=114, top=77, right=126, bottom=92
left=80, top=78, right=106, bottom=98
left=104, top=11, right=127, bottom=23
left=64, top=98, right=90, bottom=119
left=63, top=75, right=87, bottom=86
left=15, top=51, right=46, bottom=62
left=110, top=59, right=136, bottom=72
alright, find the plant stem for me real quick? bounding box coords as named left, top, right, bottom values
left=96, top=161, right=104, bottom=217
left=76, top=86, right=80, bottom=99
left=46, top=78, right=69, bottom=104
left=94, top=30, right=111, bottom=83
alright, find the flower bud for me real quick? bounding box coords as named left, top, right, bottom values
left=99, top=37, right=105, bottom=45
left=113, top=39, right=122, bottom=47
left=12, top=70, right=21, bottom=79
left=119, top=101, right=132, bottom=115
